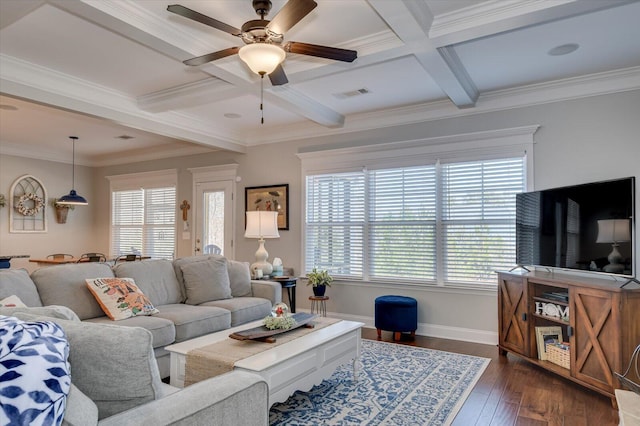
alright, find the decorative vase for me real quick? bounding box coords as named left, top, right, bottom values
left=55, top=206, right=69, bottom=224
left=312, top=285, right=326, bottom=297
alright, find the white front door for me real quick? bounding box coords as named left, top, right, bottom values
left=194, top=180, right=233, bottom=256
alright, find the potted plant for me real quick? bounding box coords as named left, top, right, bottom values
left=306, top=268, right=333, bottom=297
left=51, top=199, right=75, bottom=224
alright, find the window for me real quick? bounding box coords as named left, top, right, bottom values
left=300, top=126, right=536, bottom=287
left=107, top=170, right=177, bottom=260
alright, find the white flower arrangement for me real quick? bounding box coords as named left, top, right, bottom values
left=16, top=193, right=44, bottom=216
left=263, top=302, right=297, bottom=330
left=264, top=315, right=297, bottom=330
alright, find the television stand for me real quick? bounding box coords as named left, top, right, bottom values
left=498, top=270, right=640, bottom=405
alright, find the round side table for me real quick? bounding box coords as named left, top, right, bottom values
left=309, top=296, right=329, bottom=317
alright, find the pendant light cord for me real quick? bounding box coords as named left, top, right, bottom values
left=70, top=136, right=78, bottom=189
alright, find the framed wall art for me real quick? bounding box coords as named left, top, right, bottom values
left=9, top=174, right=48, bottom=233
left=245, top=184, right=289, bottom=230
left=535, top=326, right=563, bottom=361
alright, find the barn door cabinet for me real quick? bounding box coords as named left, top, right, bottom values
left=497, top=271, right=640, bottom=402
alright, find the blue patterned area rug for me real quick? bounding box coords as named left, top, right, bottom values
left=269, top=339, right=490, bottom=425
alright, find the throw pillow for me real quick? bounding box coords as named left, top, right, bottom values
left=85, top=278, right=159, bottom=321
left=0, top=295, right=27, bottom=308
left=0, top=315, right=71, bottom=426
left=181, top=258, right=232, bottom=305
left=227, top=260, right=252, bottom=297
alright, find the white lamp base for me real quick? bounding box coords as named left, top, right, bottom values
left=251, top=238, right=273, bottom=277
left=603, top=243, right=625, bottom=273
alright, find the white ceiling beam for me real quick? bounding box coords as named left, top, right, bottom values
left=138, top=78, right=242, bottom=113
left=49, top=0, right=346, bottom=128
left=0, top=0, right=44, bottom=30
left=0, top=54, right=247, bottom=153
left=368, top=0, right=478, bottom=108
left=268, top=86, right=345, bottom=128
left=429, top=0, right=638, bottom=47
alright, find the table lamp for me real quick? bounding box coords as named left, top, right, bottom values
left=245, top=211, right=280, bottom=277
left=596, top=219, right=630, bottom=273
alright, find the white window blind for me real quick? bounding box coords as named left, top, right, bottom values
left=111, top=186, right=176, bottom=259
left=368, top=166, right=437, bottom=281
left=305, top=172, right=365, bottom=277
left=305, top=157, right=525, bottom=286
left=440, top=158, right=525, bottom=284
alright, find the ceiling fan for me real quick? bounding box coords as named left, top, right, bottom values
left=167, top=0, right=357, bottom=86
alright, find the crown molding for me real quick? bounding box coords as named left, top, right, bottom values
left=0, top=54, right=247, bottom=153
left=429, top=0, right=634, bottom=46
left=247, top=66, right=640, bottom=146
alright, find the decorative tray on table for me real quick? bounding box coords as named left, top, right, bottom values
left=229, top=313, right=317, bottom=343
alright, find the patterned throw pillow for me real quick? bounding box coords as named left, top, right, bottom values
left=0, top=315, right=71, bottom=426
left=85, top=278, right=159, bottom=321
left=0, top=295, right=27, bottom=308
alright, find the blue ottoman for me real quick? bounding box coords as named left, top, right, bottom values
left=375, top=295, right=417, bottom=341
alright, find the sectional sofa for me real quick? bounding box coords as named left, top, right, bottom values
left=0, top=254, right=282, bottom=378
left=0, top=255, right=281, bottom=425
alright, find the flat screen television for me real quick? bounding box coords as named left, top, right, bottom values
left=516, top=177, right=635, bottom=277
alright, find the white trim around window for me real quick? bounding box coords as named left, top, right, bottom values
left=297, top=126, right=538, bottom=289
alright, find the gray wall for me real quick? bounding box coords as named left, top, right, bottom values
left=2, top=89, right=639, bottom=343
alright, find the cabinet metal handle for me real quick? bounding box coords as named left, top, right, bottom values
left=567, top=326, right=573, bottom=337
left=522, top=313, right=527, bottom=321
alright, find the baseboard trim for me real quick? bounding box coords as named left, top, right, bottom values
left=301, top=309, right=498, bottom=346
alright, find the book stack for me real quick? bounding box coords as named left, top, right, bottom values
left=542, top=291, right=569, bottom=302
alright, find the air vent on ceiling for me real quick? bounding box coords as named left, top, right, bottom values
left=115, top=135, right=135, bottom=140
left=333, top=88, right=370, bottom=100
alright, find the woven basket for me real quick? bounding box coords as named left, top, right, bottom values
left=546, top=342, right=570, bottom=369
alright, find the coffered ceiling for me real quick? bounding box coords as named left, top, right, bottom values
left=1, top=0, right=639, bottom=166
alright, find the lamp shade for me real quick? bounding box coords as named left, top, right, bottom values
left=245, top=211, right=280, bottom=239
left=596, top=219, right=630, bottom=243
left=238, top=43, right=286, bottom=75
left=57, top=190, right=88, bottom=205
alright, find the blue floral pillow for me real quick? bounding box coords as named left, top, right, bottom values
left=0, top=315, right=71, bottom=426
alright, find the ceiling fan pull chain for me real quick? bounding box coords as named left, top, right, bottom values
left=260, top=72, right=265, bottom=124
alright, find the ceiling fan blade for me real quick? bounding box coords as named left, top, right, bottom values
left=167, top=4, right=242, bottom=36
left=269, top=64, right=289, bottom=86
left=284, top=42, right=357, bottom=62
left=266, top=0, right=317, bottom=35
left=183, top=47, right=240, bottom=66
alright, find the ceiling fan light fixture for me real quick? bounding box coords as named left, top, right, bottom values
left=238, top=43, right=285, bottom=75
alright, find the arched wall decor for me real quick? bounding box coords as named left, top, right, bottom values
left=10, top=174, right=47, bottom=233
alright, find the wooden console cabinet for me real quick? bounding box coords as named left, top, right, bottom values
left=498, top=270, right=640, bottom=402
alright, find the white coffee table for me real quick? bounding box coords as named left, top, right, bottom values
left=165, top=319, right=364, bottom=406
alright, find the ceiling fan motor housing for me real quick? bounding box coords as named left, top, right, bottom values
left=253, top=0, right=272, bottom=17
left=241, top=20, right=283, bottom=44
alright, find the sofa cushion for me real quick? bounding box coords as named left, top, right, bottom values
left=200, top=297, right=272, bottom=326
left=85, top=277, right=159, bottom=321
left=0, top=268, right=43, bottom=307
left=113, top=260, right=182, bottom=305
left=31, top=263, right=114, bottom=320
left=85, top=315, right=176, bottom=349
left=11, top=313, right=164, bottom=420
left=0, top=315, right=71, bottom=426
left=151, top=304, right=231, bottom=343
left=0, top=305, right=80, bottom=322
left=181, top=258, right=232, bottom=305
left=227, top=260, right=252, bottom=297
left=173, top=255, right=224, bottom=300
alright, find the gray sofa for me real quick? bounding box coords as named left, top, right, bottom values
left=0, top=255, right=281, bottom=378
left=0, top=255, right=280, bottom=425
left=2, top=308, right=268, bottom=425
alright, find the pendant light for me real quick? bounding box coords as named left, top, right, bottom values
left=57, top=136, right=88, bottom=206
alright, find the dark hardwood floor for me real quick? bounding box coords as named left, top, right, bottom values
left=361, top=328, right=619, bottom=426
